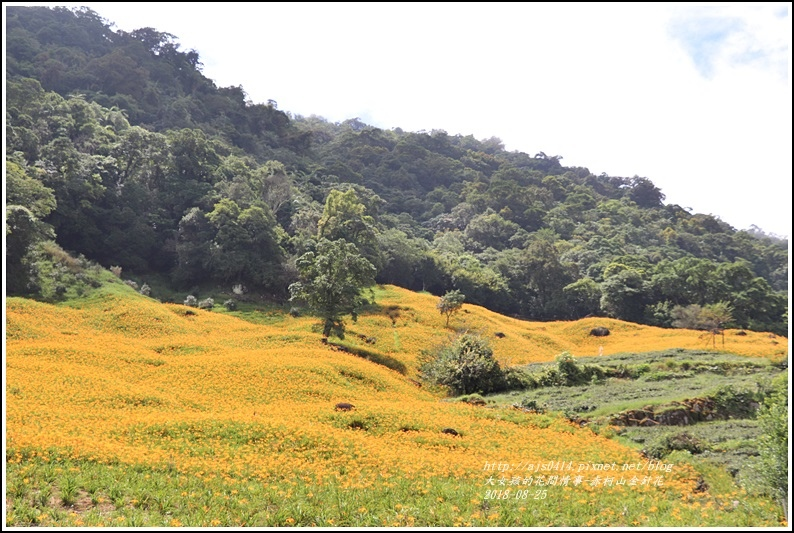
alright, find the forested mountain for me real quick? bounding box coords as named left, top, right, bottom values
left=5, top=6, right=788, bottom=335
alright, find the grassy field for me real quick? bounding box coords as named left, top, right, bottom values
left=483, top=349, right=785, bottom=488
left=4, top=283, right=788, bottom=526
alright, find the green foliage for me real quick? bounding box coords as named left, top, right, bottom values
left=599, top=268, right=647, bottom=322
left=2, top=5, right=788, bottom=336
left=709, top=385, right=763, bottom=419
left=288, top=238, right=376, bottom=339
left=645, top=432, right=708, bottom=459
left=754, top=374, right=788, bottom=506
left=420, top=332, right=504, bottom=395
left=5, top=160, right=57, bottom=294
left=514, top=397, right=546, bottom=413
left=20, top=241, right=111, bottom=301
left=437, top=289, right=465, bottom=327
left=317, top=188, right=381, bottom=269
left=555, top=352, right=581, bottom=383
left=671, top=302, right=734, bottom=331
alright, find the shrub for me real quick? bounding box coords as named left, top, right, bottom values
left=556, top=352, right=581, bottom=382
left=581, top=364, right=606, bottom=383
left=420, top=332, right=503, bottom=395
left=223, top=299, right=237, bottom=311
left=502, top=367, right=536, bottom=390
left=710, top=384, right=761, bottom=418
left=514, top=397, right=546, bottom=413
left=124, top=279, right=139, bottom=290
left=139, top=283, right=151, bottom=297
left=459, top=393, right=487, bottom=406
left=198, top=297, right=215, bottom=310
left=645, top=432, right=707, bottom=459
left=184, top=295, right=198, bottom=307
left=754, top=374, right=787, bottom=509
left=110, top=265, right=122, bottom=278
left=532, top=367, right=564, bottom=387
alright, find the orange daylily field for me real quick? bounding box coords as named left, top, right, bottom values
left=4, top=284, right=788, bottom=526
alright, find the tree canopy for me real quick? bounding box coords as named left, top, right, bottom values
left=288, top=238, right=376, bottom=339
left=4, top=5, right=788, bottom=336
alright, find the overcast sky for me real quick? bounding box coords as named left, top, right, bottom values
left=9, top=2, right=793, bottom=237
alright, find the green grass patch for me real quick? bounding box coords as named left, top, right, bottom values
left=6, top=449, right=784, bottom=527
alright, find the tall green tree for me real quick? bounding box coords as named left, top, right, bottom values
left=317, top=188, right=381, bottom=268
left=288, top=238, right=376, bottom=339
left=5, top=160, right=57, bottom=293
left=204, top=198, right=285, bottom=290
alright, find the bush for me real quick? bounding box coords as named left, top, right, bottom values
left=581, top=364, right=606, bottom=383
left=420, top=332, right=504, bottom=395
left=459, top=393, right=487, bottom=406
left=514, top=397, right=546, bottom=413
left=223, top=299, right=237, bottom=311
left=754, top=374, right=788, bottom=508
left=556, top=352, right=581, bottom=383
left=184, top=295, right=198, bottom=307
left=139, top=283, right=151, bottom=297
left=502, top=367, right=536, bottom=390
left=532, top=367, right=564, bottom=387
left=710, top=384, right=762, bottom=418
left=645, top=432, right=707, bottom=459
left=198, top=297, right=215, bottom=310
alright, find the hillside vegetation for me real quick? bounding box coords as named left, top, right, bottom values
left=6, top=5, right=788, bottom=336
left=4, top=6, right=788, bottom=527
left=5, top=284, right=787, bottom=526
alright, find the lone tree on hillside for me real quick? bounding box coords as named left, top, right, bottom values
left=671, top=301, right=734, bottom=348
left=438, top=289, right=465, bottom=327
left=288, top=238, right=376, bottom=339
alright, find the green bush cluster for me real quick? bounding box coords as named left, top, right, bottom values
left=420, top=333, right=505, bottom=395
left=645, top=432, right=708, bottom=459
left=754, top=374, right=788, bottom=509
left=710, top=384, right=763, bottom=419
left=521, top=352, right=607, bottom=388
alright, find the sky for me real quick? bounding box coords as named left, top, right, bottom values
left=7, top=2, right=793, bottom=237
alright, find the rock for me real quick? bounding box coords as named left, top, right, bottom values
left=335, top=402, right=355, bottom=411
left=590, top=327, right=610, bottom=337
left=441, top=428, right=459, bottom=436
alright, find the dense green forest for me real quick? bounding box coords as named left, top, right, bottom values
left=5, top=6, right=788, bottom=335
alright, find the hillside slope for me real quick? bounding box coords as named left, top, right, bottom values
left=346, top=286, right=787, bottom=371
left=5, top=286, right=786, bottom=526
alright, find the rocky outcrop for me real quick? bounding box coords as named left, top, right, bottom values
left=611, top=397, right=745, bottom=426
